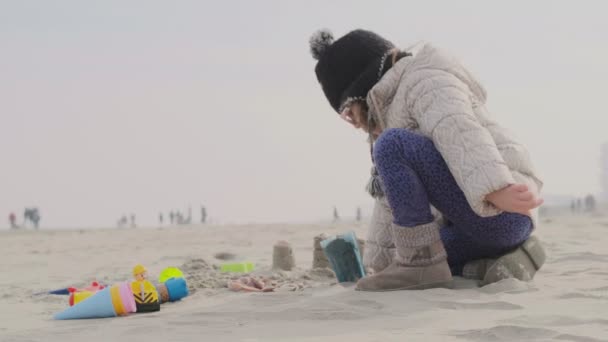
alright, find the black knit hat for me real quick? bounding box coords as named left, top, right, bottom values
left=310, top=29, right=395, bottom=113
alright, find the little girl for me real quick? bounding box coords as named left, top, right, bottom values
left=310, top=29, right=546, bottom=291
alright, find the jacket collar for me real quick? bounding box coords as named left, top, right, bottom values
left=367, top=56, right=410, bottom=130
left=366, top=42, right=426, bottom=129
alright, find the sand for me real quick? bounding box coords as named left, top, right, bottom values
left=1, top=211, right=608, bottom=342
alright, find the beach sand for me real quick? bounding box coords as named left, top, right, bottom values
left=1, top=212, right=608, bottom=342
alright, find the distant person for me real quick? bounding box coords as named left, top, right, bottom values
left=356, top=207, right=362, bottom=222
left=201, top=206, right=207, bottom=224
left=333, top=206, right=340, bottom=222
left=169, top=211, right=175, bottom=225
left=159, top=213, right=164, bottom=225
left=576, top=198, right=582, bottom=213
left=31, top=208, right=40, bottom=229
left=23, top=208, right=40, bottom=229
left=130, top=213, right=136, bottom=228
left=185, top=207, right=192, bottom=224
left=570, top=200, right=576, bottom=213
left=585, top=195, right=596, bottom=212
left=23, top=208, right=29, bottom=227
left=9, top=212, right=17, bottom=229
left=117, top=215, right=128, bottom=228
left=309, top=29, right=544, bottom=290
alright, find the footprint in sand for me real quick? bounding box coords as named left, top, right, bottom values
left=501, top=314, right=608, bottom=328
left=450, top=325, right=557, bottom=341
left=550, top=252, right=608, bottom=264
left=558, top=292, right=608, bottom=300
left=553, top=333, right=608, bottom=342
left=346, top=299, right=384, bottom=310
left=436, top=301, right=523, bottom=311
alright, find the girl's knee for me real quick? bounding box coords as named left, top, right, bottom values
left=373, top=129, right=429, bottom=164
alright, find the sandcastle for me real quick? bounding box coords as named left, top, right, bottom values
left=313, top=234, right=330, bottom=269
left=272, top=240, right=295, bottom=271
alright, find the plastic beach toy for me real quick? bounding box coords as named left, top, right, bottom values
left=47, top=287, right=71, bottom=295
left=158, top=267, right=184, bottom=283
left=131, top=264, right=160, bottom=312
left=156, top=277, right=189, bottom=303
left=47, top=281, right=105, bottom=296
left=68, top=290, right=94, bottom=306
left=79, top=281, right=105, bottom=292
left=320, top=231, right=366, bottom=283
left=220, top=262, right=255, bottom=273
left=54, top=282, right=137, bottom=320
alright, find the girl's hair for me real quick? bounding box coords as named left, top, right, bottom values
left=359, top=50, right=411, bottom=135
left=364, top=49, right=412, bottom=198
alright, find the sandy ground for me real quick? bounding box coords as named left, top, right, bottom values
left=1, top=212, right=608, bottom=342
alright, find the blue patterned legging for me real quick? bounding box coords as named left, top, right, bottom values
left=373, top=128, right=532, bottom=275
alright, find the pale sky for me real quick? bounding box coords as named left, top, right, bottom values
left=1, top=1, right=607, bottom=228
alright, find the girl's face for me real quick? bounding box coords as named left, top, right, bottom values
left=340, top=102, right=382, bottom=137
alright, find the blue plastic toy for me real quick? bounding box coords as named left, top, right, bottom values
left=320, top=231, right=366, bottom=283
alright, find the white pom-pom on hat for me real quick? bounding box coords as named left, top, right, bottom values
left=309, top=29, right=334, bottom=60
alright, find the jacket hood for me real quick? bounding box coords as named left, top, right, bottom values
left=367, top=43, right=487, bottom=130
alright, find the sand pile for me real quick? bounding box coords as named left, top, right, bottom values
left=180, top=257, right=336, bottom=293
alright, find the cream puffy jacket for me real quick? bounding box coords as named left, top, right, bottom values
left=363, top=43, right=543, bottom=271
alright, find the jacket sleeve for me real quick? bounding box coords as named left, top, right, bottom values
left=406, top=69, right=515, bottom=217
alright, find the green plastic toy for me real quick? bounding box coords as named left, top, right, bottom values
left=158, top=267, right=185, bottom=283
left=220, top=262, right=255, bottom=273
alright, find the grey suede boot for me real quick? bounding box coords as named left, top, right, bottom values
left=482, top=235, right=546, bottom=285
left=461, top=236, right=546, bottom=285
left=462, top=259, right=494, bottom=280
left=356, top=222, right=453, bottom=291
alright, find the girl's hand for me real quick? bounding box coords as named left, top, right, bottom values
left=485, top=184, right=543, bottom=216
